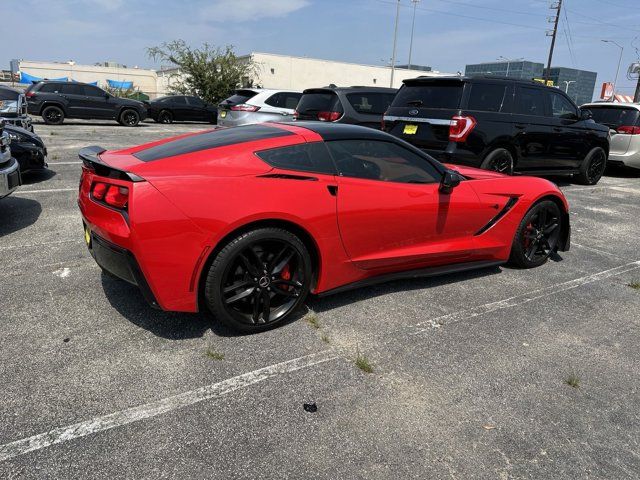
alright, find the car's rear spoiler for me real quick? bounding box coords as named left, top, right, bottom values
left=79, top=145, right=145, bottom=182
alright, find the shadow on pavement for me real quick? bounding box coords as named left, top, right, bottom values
left=21, top=168, right=57, bottom=185
left=0, top=196, right=42, bottom=236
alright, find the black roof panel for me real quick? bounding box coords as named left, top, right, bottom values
left=288, top=121, right=396, bottom=142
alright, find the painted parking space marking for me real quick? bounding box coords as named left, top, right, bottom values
left=46, top=161, right=82, bottom=165
left=14, top=188, right=77, bottom=194
left=415, top=260, right=640, bottom=331
left=0, top=351, right=337, bottom=463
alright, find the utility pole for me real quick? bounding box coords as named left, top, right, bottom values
left=390, top=0, right=401, bottom=88
left=408, top=0, right=420, bottom=70
left=544, top=0, right=562, bottom=83
left=634, top=76, right=640, bottom=103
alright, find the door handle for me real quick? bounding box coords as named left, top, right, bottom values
left=327, top=185, right=338, bottom=196
left=279, top=111, right=290, bottom=116
left=514, top=124, right=526, bottom=129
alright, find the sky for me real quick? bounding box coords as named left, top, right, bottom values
left=2, top=0, right=640, bottom=95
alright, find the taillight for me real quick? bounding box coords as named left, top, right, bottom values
left=293, top=110, right=299, bottom=120
left=25, top=91, right=36, bottom=98
left=449, top=115, right=477, bottom=142
left=317, top=111, right=341, bottom=122
left=381, top=111, right=388, bottom=131
left=91, top=182, right=129, bottom=210
left=617, top=125, right=640, bottom=135
left=230, top=103, right=260, bottom=112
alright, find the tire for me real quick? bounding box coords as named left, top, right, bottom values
left=158, top=110, right=173, bottom=124
left=480, top=148, right=514, bottom=175
left=574, top=147, right=606, bottom=185
left=509, top=200, right=563, bottom=268
left=42, top=106, right=64, bottom=125
left=119, top=109, right=140, bottom=127
left=204, top=228, right=312, bottom=333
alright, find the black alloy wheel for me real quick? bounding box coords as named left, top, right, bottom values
left=509, top=200, right=562, bottom=268
left=481, top=148, right=514, bottom=175
left=158, top=110, right=173, bottom=124
left=575, top=147, right=606, bottom=185
left=120, top=109, right=140, bottom=127
left=205, top=228, right=312, bottom=332
left=42, top=106, right=64, bottom=125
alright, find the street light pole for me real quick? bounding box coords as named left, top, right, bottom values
left=601, top=40, right=624, bottom=101
left=390, top=0, right=401, bottom=88
left=408, top=0, right=420, bottom=70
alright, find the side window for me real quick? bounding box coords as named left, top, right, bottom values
left=172, top=96, right=187, bottom=105
left=514, top=87, right=547, bottom=117
left=264, top=93, right=281, bottom=107
left=39, top=83, right=60, bottom=93
left=187, top=96, right=204, bottom=107
left=60, top=84, right=84, bottom=95
left=468, top=84, right=507, bottom=112
left=256, top=142, right=336, bottom=175
left=83, top=85, right=105, bottom=97
left=281, top=92, right=302, bottom=109
left=326, top=140, right=439, bottom=184
left=548, top=91, right=577, bottom=119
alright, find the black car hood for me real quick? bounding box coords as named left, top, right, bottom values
left=112, top=97, right=145, bottom=108
left=5, top=124, right=44, bottom=147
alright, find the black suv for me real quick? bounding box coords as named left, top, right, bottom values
left=295, top=86, right=397, bottom=129
left=146, top=95, right=217, bottom=124
left=26, top=81, right=147, bottom=126
left=383, top=76, right=610, bottom=184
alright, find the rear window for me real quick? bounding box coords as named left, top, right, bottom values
left=256, top=142, right=335, bottom=174
left=0, top=88, right=18, bottom=100
left=221, top=90, right=258, bottom=106
left=38, top=83, right=62, bottom=93
left=134, top=125, right=293, bottom=162
left=297, top=92, right=343, bottom=114
left=467, top=83, right=507, bottom=112
left=346, top=93, right=395, bottom=115
left=392, top=83, right=463, bottom=109
left=589, top=107, right=640, bottom=128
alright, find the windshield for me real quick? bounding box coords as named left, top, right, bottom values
left=589, top=107, right=640, bottom=128
left=297, top=91, right=343, bottom=114
left=392, top=83, right=463, bottom=109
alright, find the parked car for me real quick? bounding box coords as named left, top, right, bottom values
left=294, top=86, right=397, bottom=129
left=78, top=122, right=570, bottom=332
left=217, top=88, right=302, bottom=127
left=146, top=95, right=217, bottom=124
left=0, top=86, right=33, bottom=131
left=26, top=81, right=147, bottom=126
left=582, top=102, right=640, bottom=170
left=4, top=124, right=47, bottom=173
left=383, top=76, right=610, bottom=185
left=0, top=121, right=21, bottom=199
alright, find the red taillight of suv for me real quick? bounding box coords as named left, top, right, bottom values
left=317, top=111, right=342, bottom=122
left=617, top=125, right=640, bottom=135
left=449, top=115, right=477, bottom=142
left=91, top=182, right=129, bottom=210
left=230, top=104, right=260, bottom=112
left=25, top=91, right=36, bottom=99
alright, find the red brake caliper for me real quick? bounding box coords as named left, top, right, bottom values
left=281, top=264, right=292, bottom=290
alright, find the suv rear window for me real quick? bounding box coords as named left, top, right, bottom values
left=589, top=107, right=640, bottom=128
left=297, top=91, right=343, bottom=115
left=392, top=82, right=463, bottom=109
left=346, top=93, right=395, bottom=115
left=467, top=83, right=507, bottom=112
left=221, top=90, right=258, bottom=106
left=38, top=83, right=62, bottom=93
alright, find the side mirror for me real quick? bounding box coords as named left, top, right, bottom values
left=440, top=169, right=461, bottom=193
left=580, top=108, right=592, bottom=120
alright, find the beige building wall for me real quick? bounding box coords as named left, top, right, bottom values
left=245, top=52, right=452, bottom=91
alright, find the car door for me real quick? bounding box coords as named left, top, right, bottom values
left=545, top=89, right=585, bottom=169
left=82, top=85, right=114, bottom=119
left=186, top=96, right=208, bottom=121
left=511, top=85, right=554, bottom=171
left=58, top=83, right=87, bottom=117
left=328, top=139, right=495, bottom=270
left=170, top=96, right=191, bottom=121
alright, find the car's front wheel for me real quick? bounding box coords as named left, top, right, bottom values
left=119, top=109, right=140, bottom=127
left=509, top=200, right=563, bottom=268
left=42, top=106, right=64, bottom=125
left=158, top=110, right=173, bottom=124
left=204, top=228, right=312, bottom=332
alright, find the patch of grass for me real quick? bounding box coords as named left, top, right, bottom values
left=305, top=311, right=320, bottom=329
left=320, top=333, right=330, bottom=344
left=355, top=350, right=374, bottom=373
left=205, top=348, right=224, bottom=361
left=565, top=374, right=580, bottom=389
left=628, top=281, right=640, bottom=290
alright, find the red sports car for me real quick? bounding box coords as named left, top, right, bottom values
left=78, top=122, right=570, bottom=332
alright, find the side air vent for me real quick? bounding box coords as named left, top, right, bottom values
left=257, top=173, right=318, bottom=181
left=474, top=197, right=519, bottom=236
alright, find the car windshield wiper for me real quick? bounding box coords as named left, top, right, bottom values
left=406, top=100, right=423, bottom=106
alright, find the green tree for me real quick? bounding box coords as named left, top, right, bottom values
left=147, top=40, right=256, bottom=103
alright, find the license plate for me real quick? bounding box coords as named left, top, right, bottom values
left=219, top=111, right=227, bottom=118
left=84, top=227, right=91, bottom=247
left=403, top=124, right=418, bottom=135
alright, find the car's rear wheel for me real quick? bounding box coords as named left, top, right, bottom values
left=574, top=147, right=606, bottom=185
left=480, top=148, right=514, bottom=175
left=204, top=228, right=312, bottom=332
left=509, top=200, right=562, bottom=268
left=119, top=109, right=140, bottom=127
left=42, top=106, right=64, bottom=125
left=158, top=110, right=173, bottom=124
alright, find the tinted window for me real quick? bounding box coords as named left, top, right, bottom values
left=256, top=142, right=335, bottom=174
left=172, top=96, right=187, bottom=105
left=264, top=93, right=282, bottom=107
left=326, top=140, right=439, bottom=183
left=134, top=125, right=293, bottom=162
left=39, top=83, right=62, bottom=93
left=0, top=88, right=18, bottom=101
left=83, top=85, right=105, bottom=97
left=514, top=86, right=547, bottom=116
left=297, top=92, right=343, bottom=114
left=60, top=84, right=84, bottom=95
left=187, top=96, right=204, bottom=107
left=391, top=83, right=463, bottom=109
left=548, top=91, right=577, bottom=119
left=468, top=84, right=507, bottom=112
left=265, top=92, right=302, bottom=109
left=589, top=107, right=640, bottom=128
left=346, top=93, right=395, bottom=115
left=221, top=90, right=258, bottom=106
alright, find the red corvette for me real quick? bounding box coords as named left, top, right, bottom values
left=78, top=122, right=570, bottom=332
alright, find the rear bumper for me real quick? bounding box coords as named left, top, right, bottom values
left=86, top=227, right=161, bottom=309
left=0, top=156, right=21, bottom=198
left=608, top=151, right=640, bottom=169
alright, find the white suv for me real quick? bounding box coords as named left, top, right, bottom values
left=583, top=102, right=640, bottom=170
left=217, top=89, right=302, bottom=127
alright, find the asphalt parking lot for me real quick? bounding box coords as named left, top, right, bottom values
left=1, top=119, right=640, bottom=479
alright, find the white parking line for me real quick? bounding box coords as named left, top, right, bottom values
left=572, top=242, right=625, bottom=259
left=415, top=260, right=640, bottom=331
left=0, top=351, right=337, bottom=463
left=47, top=161, right=82, bottom=165
left=14, top=188, right=76, bottom=194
